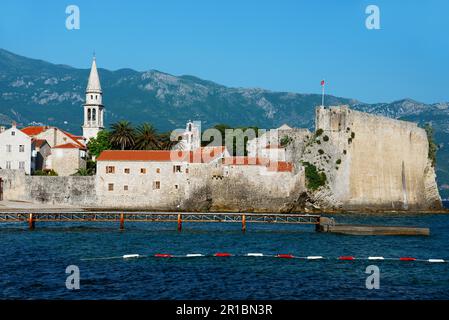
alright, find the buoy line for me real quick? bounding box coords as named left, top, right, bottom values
left=81, top=253, right=447, bottom=263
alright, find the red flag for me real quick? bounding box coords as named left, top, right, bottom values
left=321, top=80, right=325, bottom=86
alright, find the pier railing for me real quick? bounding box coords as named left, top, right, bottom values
left=0, top=211, right=321, bottom=231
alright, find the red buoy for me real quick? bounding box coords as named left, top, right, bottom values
left=276, top=254, right=294, bottom=259
left=214, top=253, right=231, bottom=257
left=399, top=257, right=416, bottom=261
left=339, top=256, right=355, bottom=261
left=154, top=254, right=173, bottom=258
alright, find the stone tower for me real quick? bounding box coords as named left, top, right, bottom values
left=82, top=56, right=105, bottom=142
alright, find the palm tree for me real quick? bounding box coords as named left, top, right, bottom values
left=110, top=120, right=135, bottom=150
left=134, top=123, right=162, bottom=150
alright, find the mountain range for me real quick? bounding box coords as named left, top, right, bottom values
left=1, top=48, right=449, bottom=198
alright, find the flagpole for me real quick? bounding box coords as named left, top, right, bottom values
left=321, top=80, right=325, bottom=107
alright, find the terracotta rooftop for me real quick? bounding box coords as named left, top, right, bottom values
left=53, top=143, right=85, bottom=150
left=21, top=126, right=48, bottom=136
left=22, top=126, right=85, bottom=148
left=61, top=130, right=85, bottom=148
left=223, top=156, right=293, bottom=172
left=97, top=147, right=227, bottom=163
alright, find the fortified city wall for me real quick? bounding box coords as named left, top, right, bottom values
left=0, top=106, right=442, bottom=212
left=313, top=106, right=441, bottom=210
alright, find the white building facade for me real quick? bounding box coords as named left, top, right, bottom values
left=0, top=124, right=32, bottom=174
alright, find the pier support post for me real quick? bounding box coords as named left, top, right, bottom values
left=120, top=213, right=125, bottom=230
left=242, top=214, right=246, bottom=233
left=28, top=213, right=35, bottom=230
left=315, top=217, right=321, bottom=232
left=177, top=213, right=182, bottom=232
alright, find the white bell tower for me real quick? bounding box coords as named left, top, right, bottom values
left=82, top=55, right=105, bottom=142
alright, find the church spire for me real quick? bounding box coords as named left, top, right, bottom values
left=86, top=55, right=102, bottom=94
left=83, top=55, right=105, bottom=143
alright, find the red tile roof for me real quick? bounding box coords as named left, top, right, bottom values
left=189, top=146, right=226, bottom=163
left=53, top=143, right=84, bottom=149
left=223, top=157, right=293, bottom=172
left=61, top=130, right=85, bottom=148
left=97, top=150, right=187, bottom=162
left=97, top=147, right=227, bottom=163
left=21, top=126, right=47, bottom=136
left=97, top=150, right=293, bottom=172
left=22, top=126, right=85, bottom=148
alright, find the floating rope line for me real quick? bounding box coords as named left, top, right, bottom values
left=81, top=253, right=448, bottom=263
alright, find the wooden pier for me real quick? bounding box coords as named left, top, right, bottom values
left=0, top=211, right=430, bottom=235
left=0, top=211, right=321, bottom=231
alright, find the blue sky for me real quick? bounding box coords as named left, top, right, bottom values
left=0, top=0, right=448, bottom=104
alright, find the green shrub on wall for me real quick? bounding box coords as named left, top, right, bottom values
left=303, top=162, right=327, bottom=191
left=33, top=169, right=58, bottom=176
left=424, top=123, right=438, bottom=167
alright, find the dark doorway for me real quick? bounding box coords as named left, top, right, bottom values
left=0, top=178, right=3, bottom=201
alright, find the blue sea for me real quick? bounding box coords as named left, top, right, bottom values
left=1, top=208, right=449, bottom=300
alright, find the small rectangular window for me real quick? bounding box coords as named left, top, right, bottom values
left=19, top=161, right=25, bottom=169
left=19, top=145, right=25, bottom=152
left=11, top=131, right=15, bottom=136
left=6, top=145, right=12, bottom=152
left=141, top=168, right=146, bottom=174
left=174, top=184, right=179, bottom=190
left=6, top=161, right=11, bottom=169
left=124, top=185, right=128, bottom=191
left=153, top=181, right=161, bottom=190
left=124, top=168, right=130, bottom=174
left=173, top=165, right=181, bottom=173
left=156, top=168, right=160, bottom=173
left=106, top=166, right=115, bottom=174
left=186, top=168, right=189, bottom=174
left=108, top=183, right=114, bottom=191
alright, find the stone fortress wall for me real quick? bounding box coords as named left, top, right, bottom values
left=0, top=106, right=442, bottom=212
left=314, top=106, right=441, bottom=210
left=0, top=169, right=96, bottom=207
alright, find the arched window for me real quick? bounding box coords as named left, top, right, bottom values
left=91, top=95, right=93, bottom=100
left=87, top=108, right=91, bottom=121
left=96, top=95, right=98, bottom=100
left=92, top=108, right=97, bottom=121
left=188, top=123, right=192, bottom=131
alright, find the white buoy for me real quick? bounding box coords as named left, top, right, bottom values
left=123, top=254, right=140, bottom=259
left=428, top=259, right=445, bottom=263
left=368, top=257, right=385, bottom=260
left=246, top=253, right=264, bottom=257
left=186, top=254, right=204, bottom=257
left=307, top=256, right=323, bottom=260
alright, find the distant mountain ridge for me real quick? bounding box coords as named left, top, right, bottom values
left=1, top=48, right=449, bottom=197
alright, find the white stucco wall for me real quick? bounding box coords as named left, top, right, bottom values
left=0, top=126, right=32, bottom=174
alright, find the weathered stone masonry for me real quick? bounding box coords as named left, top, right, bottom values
left=0, top=106, right=442, bottom=212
